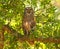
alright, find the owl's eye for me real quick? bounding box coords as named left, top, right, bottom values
left=29, top=8, right=32, bottom=10
left=26, top=7, right=32, bottom=10
left=26, top=8, right=29, bottom=10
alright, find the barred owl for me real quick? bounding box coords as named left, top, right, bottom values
left=22, top=7, right=36, bottom=35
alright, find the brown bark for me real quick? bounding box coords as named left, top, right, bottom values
left=18, top=36, right=60, bottom=44
left=1, top=25, right=60, bottom=48
left=0, top=30, right=4, bottom=49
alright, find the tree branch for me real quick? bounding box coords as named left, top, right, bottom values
left=18, top=36, right=60, bottom=44
left=1, top=25, right=60, bottom=46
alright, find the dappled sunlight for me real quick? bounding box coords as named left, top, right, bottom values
left=0, top=0, right=60, bottom=49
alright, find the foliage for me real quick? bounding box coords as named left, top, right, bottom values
left=0, top=0, right=60, bottom=49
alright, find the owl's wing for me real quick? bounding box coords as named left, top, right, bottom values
left=30, top=18, right=36, bottom=30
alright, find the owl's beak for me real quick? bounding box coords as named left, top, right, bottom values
left=28, top=11, right=30, bottom=13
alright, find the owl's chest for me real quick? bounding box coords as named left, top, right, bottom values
left=24, top=16, right=32, bottom=22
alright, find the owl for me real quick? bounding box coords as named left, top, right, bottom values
left=22, top=7, right=36, bottom=35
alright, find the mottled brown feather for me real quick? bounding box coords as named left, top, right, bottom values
left=22, top=7, right=36, bottom=35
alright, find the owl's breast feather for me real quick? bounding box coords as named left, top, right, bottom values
left=23, top=22, right=31, bottom=31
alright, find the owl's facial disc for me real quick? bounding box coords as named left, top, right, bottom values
left=27, top=10, right=31, bottom=13
left=25, top=7, right=33, bottom=15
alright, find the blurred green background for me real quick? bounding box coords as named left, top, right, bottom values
left=0, top=0, right=60, bottom=49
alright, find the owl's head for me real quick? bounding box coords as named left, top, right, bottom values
left=24, top=7, right=34, bottom=14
